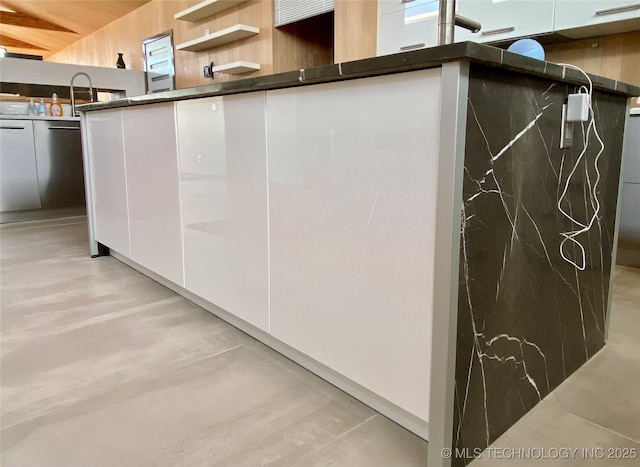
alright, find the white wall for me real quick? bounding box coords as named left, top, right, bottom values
left=0, top=58, right=146, bottom=97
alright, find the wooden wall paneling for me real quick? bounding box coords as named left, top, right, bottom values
left=334, top=0, right=377, bottom=63
left=272, top=12, right=334, bottom=74
left=173, top=0, right=274, bottom=86
left=1, top=0, right=151, bottom=58
left=600, top=31, right=640, bottom=87
left=46, top=0, right=636, bottom=92
left=1, top=0, right=151, bottom=35
left=0, top=33, right=48, bottom=50
left=0, top=26, right=78, bottom=54
left=47, top=0, right=275, bottom=90
left=47, top=1, right=169, bottom=73
left=545, top=31, right=640, bottom=88
left=0, top=11, right=75, bottom=32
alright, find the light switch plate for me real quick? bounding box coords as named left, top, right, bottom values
left=203, top=62, right=214, bottom=79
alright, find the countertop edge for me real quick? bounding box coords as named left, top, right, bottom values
left=0, top=115, right=80, bottom=122
left=77, top=42, right=640, bottom=113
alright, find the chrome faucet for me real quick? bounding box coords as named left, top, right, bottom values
left=70, top=72, right=94, bottom=117
left=438, top=0, right=482, bottom=45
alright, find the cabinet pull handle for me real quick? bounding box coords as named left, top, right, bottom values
left=400, top=43, right=425, bottom=51
left=596, top=3, right=640, bottom=16
left=481, top=26, right=515, bottom=36
left=0, top=126, right=25, bottom=130
left=48, top=126, right=79, bottom=130
left=401, top=0, right=417, bottom=3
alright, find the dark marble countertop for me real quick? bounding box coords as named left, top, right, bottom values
left=78, top=42, right=640, bottom=113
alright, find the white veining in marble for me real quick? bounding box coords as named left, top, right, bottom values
left=455, top=72, right=623, bottom=462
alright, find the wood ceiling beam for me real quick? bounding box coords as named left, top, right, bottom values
left=0, top=10, right=75, bottom=32
left=0, top=33, right=49, bottom=50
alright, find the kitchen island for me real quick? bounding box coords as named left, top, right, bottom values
left=78, top=42, right=639, bottom=467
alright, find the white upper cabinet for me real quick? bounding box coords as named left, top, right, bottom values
left=455, top=0, right=555, bottom=43
left=377, top=0, right=640, bottom=56
left=402, top=0, right=441, bottom=51
left=378, top=0, right=440, bottom=55
left=377, top=0, right=555, bottom=55
left=378, top=0, right=412, bottom=15
left=554, top=0, right=640, bottom=35
left=377, top=8, right=405, bottom=55
left=274, top=0, right=335, bottom=26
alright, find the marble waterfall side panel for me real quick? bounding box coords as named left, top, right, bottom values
left=452, top=64, right=626, bottom=465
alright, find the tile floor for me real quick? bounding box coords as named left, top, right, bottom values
left=0, top=217, right=638, bottom=466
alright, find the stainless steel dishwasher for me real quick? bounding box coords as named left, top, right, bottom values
left=617, top=109, right=640, bottom=268
left=33, top=120, right=86, bottom=210
left=0, top=120, right=41, bottom=212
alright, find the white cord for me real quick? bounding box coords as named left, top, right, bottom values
left=554, top=63, right=605, bottom=271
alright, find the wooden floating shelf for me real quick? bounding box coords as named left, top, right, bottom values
left=212, top=61, right=260, bottom=75
left=174, top=0, right=249, bottom=22
left=176, top=24, right=259, bottom=52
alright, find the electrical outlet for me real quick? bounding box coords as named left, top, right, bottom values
left=560, top=103, right=573, bottom=149
left=203, top=62, right=214, bottom=79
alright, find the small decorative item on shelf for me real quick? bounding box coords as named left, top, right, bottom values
left=50, top=93, right=63, bottom=117
left=28, top=98, right=37, bottom=116
left=116, top=53, right=126, bottom=69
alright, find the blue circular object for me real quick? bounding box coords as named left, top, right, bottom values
left=507, top=39, right=545, bottom=61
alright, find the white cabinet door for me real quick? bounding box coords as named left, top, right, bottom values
left=456, top=0, right=555, bottom=43
left=377, top=9, right=405, bottom=55
left=554, top=0, right=640, bottom=32
left=379, top=0, right=410, bottom=15
left=121, top=103, right=184, bottom=286
left=176, top=94, right=269, bottom=332
left=377, top=0, right=555, bottom=55
left=0, top=120, right=41, bottom=212
left=266, top=70, right=442, bottom=422
left=85, top=110, right=130, bottom=256
left=378, top=0, right=440, bottom=55
left=402, top=1, right=440, bottom=50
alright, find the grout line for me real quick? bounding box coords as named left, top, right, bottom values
left=582, top=417, right=640, bottom=445
left=290, top=414, right=378, bottom=465
left=334, top=414, right=377, bottom=439
left=195, top=342, right=248, bottom=363
left=576, top=414, right=640, bottom=445
left=546, top=403, right=640, bottom=445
